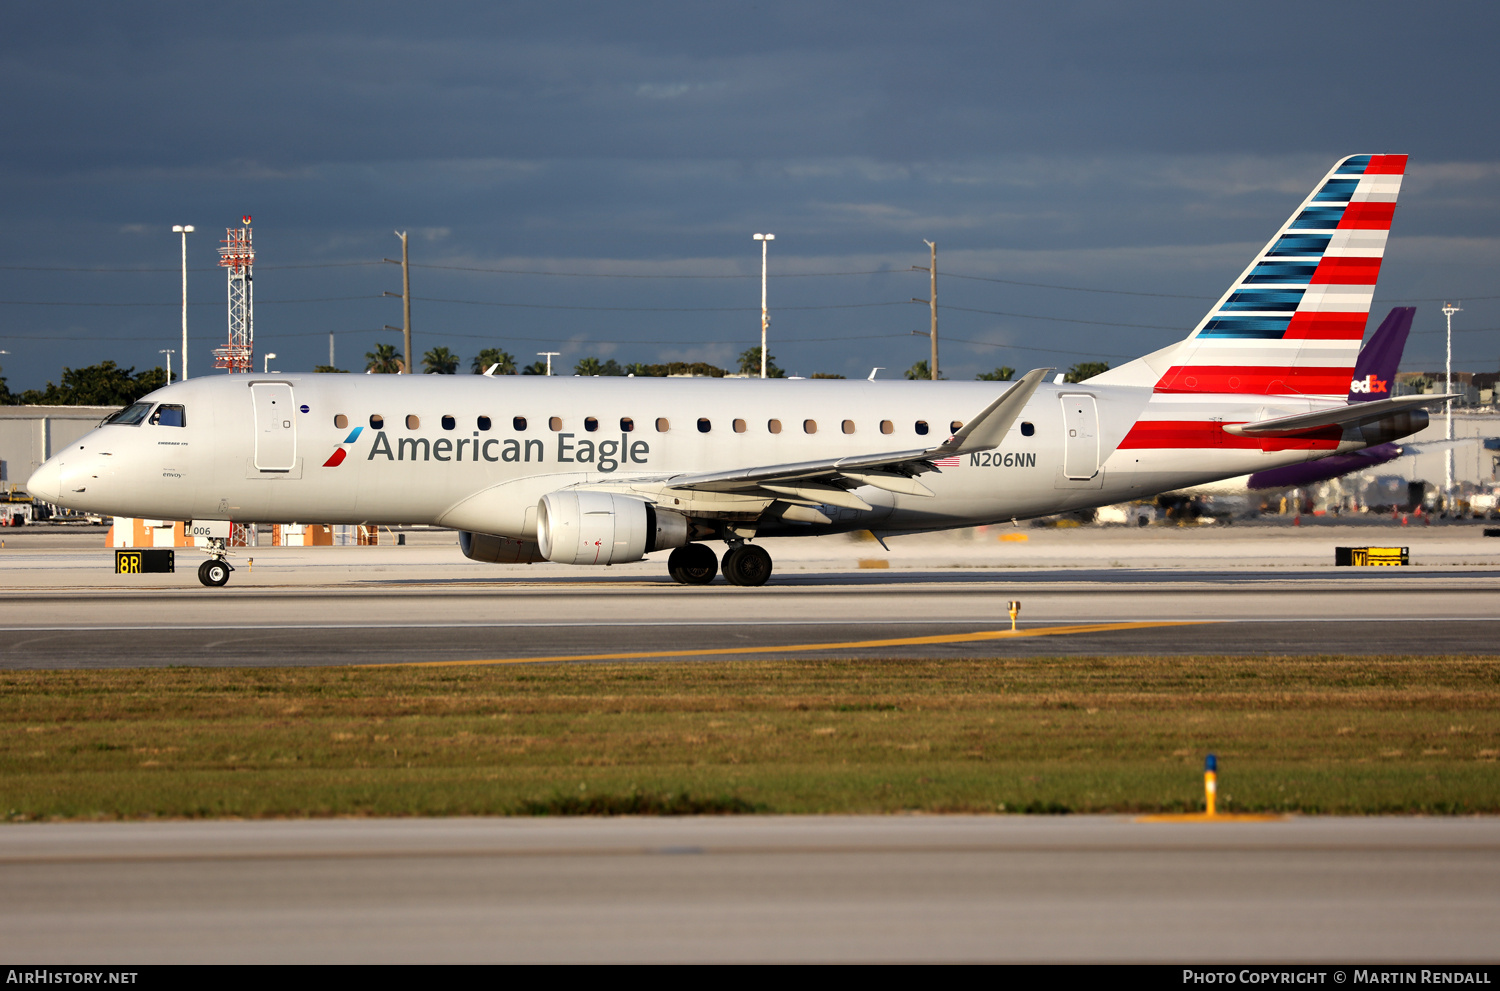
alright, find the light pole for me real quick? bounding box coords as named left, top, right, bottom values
left=1442, top=301, right=1462, bottom=505
left=911, top=240, right=938, bottom=380
left=754, top=233, right=774, bottom=378
left=172, top=225, right=194, bottom=378
left=263, top=352, right=277, bottom=374
left=539, top=352, right=560, bottom=376
left=159, top=349, right=175, bottom=384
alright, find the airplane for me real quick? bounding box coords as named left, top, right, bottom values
left=28, top=153, right=1452, bottom=588
left=1162, top=305, right=1417, bottom=498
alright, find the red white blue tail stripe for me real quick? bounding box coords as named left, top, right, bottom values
left=1154, top=154, right=1405, bottom=398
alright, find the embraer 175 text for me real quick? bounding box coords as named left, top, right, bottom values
left=29, top=154, right=1450, bottom=587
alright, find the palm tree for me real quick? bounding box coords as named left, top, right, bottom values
left=1064, top=361, right=1110, bottom=383
left=574, top=356, right=605, bottom=376
left=905, top=360, right=943, bottom=380
left=976, top=366, right=1015, bottom=381
left=365, top=343, right=404, bottom=374
left=471, top=348, right=516, bottom=374
left=422, top=346, right=460, bottom=374
left=738, top=346, right=783, bottom=378
left=521, top=360, right=549, bottom=375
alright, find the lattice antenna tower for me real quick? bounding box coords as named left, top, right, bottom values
left=213, top=215, right=255, bottom=373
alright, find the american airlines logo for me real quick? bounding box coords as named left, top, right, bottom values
left=1350, top=374, right=1389, bottom=395
left=322, top=426, right=363, bottom=467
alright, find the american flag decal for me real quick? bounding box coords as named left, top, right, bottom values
left=931, top=455, right=961, bottom=467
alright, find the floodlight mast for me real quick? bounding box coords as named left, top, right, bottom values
left=213, top=217, right=254, bottom=373
left=1442, top=301, right=1462, bottom=504
left=754, top=233, right=774, bottom=378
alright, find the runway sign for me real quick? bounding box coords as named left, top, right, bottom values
left=1335, top=546, right=1408, bottom=567
left=115, top=549, right=175, bottom=574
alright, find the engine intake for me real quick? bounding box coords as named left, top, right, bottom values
left=458, top=530, right=545, bottom=564
left=536, top=491, right=689, bottom=565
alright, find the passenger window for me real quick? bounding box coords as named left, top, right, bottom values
left=477, top=416, right=491, bottom=431
left=767, top=419, right=782, bottom=434
left=804, top=419, right=817, bottom=434
left=880, top=420, right=894, bottom=435
left=370, top=414, right=384, bottom=429
left=441, top=415, right=456, bottom=430
left=1021, top=421, right=1035, bottom=437
left=950, top=421, right=963, bottom=433
left=513, top=416, right=527, bottom=431
left=150, top=404, right=186, bottom=427
left=842, top=420, right=855, bottom=434
left=733, top=419, right=747, bottom=433
left=334, top=414, right=348, bottom=429
left=656, top=418, right=670, bottom=432
left=697, top=418, right=712, bottom=433
left=406, top=414, right=420, bottom=429
left=915, top=420, right=929, bottom=435
left=584, top=417, right=599, bottom=432
left=621, top=417, right=634, bottom=432
left=549, top=416, right=563, bottom=431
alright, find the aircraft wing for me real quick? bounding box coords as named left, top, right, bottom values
left=659, top=367, right=1052, bottom=501
left=1223, top=394, right=1455, bottom=438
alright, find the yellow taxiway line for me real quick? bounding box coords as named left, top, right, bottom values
left=380, top=620, right=1205, bottom=668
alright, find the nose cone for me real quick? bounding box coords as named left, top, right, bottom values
left=27, top=458, right=62, bottom=503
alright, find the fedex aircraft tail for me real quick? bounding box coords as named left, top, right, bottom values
left=1347, top=306, right=1414, bottom=403
left=1095, top=154, right=1407, bottom=398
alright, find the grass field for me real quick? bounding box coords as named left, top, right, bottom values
left=3, top=655, right=1498, bottom=820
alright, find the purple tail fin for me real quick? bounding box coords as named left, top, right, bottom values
left=1347, top=307, right=1415, bottom=403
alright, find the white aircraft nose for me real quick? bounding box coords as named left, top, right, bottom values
left=27, top=458, right=62, bottom=503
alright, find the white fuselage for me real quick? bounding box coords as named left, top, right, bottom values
left=30, top=373, right=1354, bottom=540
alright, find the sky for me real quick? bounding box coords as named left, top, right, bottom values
left=2, top=1, right=1498, bottom=390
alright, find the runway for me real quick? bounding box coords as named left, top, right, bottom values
left=3, top=525, right=1498, bottom=667
left=2, top=815, right=1495, bottom=963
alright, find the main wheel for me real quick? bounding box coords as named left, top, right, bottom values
left=667, top=543, right=718, bottom=585
left=198, top=559, right=231, bottom=587
left=721, top=543, right=772, bottom=587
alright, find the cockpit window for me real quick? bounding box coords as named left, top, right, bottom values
left=105, top=402, right=154, bottom=426
left=150, top=404, right=186, bottom=427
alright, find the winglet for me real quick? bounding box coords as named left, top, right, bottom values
left=933, top=367, right=1051, bottom=456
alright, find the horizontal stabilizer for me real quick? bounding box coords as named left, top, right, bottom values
left=1223, top=394, right=1452, bottom=438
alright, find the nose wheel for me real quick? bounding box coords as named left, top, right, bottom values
left=722, top=543, right=773, bottom=586
left=667, top=543, right=718, bottom=585
left=198, top=559, right=232, bottom=587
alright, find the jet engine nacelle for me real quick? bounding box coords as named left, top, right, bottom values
left=536, top=491, right=690, bottom=565
left=1360, top=409, right=1429, bottom=447
left=458, top=530, right=546, bottom=564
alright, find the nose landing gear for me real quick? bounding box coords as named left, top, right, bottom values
left=197, top=538, right=235, bottom=587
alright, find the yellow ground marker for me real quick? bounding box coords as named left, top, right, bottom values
left=376, top=620, right=1203, bottom=668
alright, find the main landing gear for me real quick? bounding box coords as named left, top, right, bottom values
left=197, top=537, right=235, bottom=587
left=666, top=542, right=773, bottom=587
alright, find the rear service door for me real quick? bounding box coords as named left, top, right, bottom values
left=251, top=382, right=297, bottom=471
left=1060, top=394, right=1099, bottom=479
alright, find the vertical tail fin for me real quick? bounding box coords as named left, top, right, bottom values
left=1098, top=155, right=1406, bottom=397
left=1346, top=306, right=1414, bottom=403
